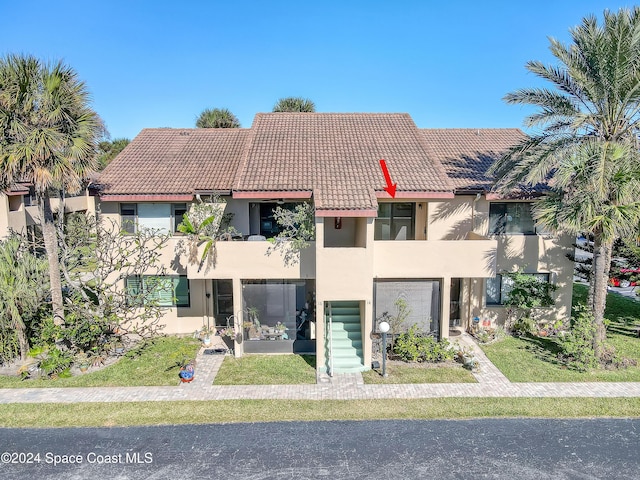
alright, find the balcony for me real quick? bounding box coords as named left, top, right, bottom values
left=185, top=240, right=316, bottom=279
left=373, top=232, right=497, bottom=278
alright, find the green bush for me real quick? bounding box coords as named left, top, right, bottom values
left=393, top=325, right=454, bottom=363
left=558, top=306, right=599, bottom=371
left=21, top=346, right=74, bottom=379
left=512, top=317, right=537, bottom=336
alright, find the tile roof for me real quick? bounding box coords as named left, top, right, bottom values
left=97, top=117, right=526, bottom=210
left=235, top=113, right=453, bottom=210
left=98, top=128, right=249, bottom=195
left=421, top=128, right=525, bottom=191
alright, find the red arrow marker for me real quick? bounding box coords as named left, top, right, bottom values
left=379, top=159, right=397, bottom=198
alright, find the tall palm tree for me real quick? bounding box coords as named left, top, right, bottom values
left=490, top=8, right=640, bottom=358
left=0, top=54, right=103, bottom=326
left=272, top=97, right=315, bottom=112
left=195, top=108, right=240, bottom=128
left=0, top=235, right=49, bottom=360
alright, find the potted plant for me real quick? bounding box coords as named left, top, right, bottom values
left=171, top=349, right=196, bottom=383
left=74, top=351, right=91, bottom=373
left=200, top=326, right=212, bottom=346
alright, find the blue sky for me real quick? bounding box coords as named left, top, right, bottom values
left=0, top=0, right=633, bottom=139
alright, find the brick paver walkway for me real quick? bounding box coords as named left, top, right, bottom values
left=1, top=333, right=640, bottom=404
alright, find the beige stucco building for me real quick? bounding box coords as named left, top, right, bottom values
left=4, top=113, right=573, bottom=375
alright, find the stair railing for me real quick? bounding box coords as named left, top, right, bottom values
left=328, top=301, right=333, bottom=377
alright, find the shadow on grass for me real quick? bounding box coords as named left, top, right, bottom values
left=517, top=334, right=570, bottom=369
left=300, top=355, right=316, bottom=370
left=607, top=316, right=640, bottom=338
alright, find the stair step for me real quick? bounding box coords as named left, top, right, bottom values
left=325, top=301, right=364, bottom=374
left=331, top=338, right=362, bottom=348
left=330, top=314, right=361, bottom=323
left=329, top=321, right=361, bottom=332
left=327, top=308, right=360, bottom=316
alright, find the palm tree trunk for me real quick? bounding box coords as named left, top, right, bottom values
left=589, top=233, right=612, bottom=359
left=38, top=193, right=65, bottom=326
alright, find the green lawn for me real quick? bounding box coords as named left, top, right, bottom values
left=1, top=397, right=639, bottom=428
left=0, top=336, right=201, bottom=388
left=482, top=284, right=640, bottom=382
left=213, top=354, right=317, bottom=385
left=362, top=363, right=476, bottom=384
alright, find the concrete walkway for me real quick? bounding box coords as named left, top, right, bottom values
left=1, top=333, right=640, bottom=404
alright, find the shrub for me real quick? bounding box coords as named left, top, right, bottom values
left=393, top=325, right=454, bottom=363
left=558, top=306, right=599, bottom=371
left=19, top=346, right=74, bottom=379
left=473, top=325, right=507, bottom=344
left=511, top=317, right=537, bottom=336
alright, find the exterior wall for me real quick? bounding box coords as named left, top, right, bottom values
left=372, top=238, right=497, bottom=278
left=224, top=198, right=251, bottom=235
left=1, top=191, right=93, bottom=239
left=427, top=196, right=476, bottom=241
left=473, top=233, right=575, bottom=326
left=315, top=216, right=375, bottom=372
left=97, top=195, right=575, bottom=366
left=99, top=199, right=316, bottom=345
left=324, top=217, right=360, bottom=247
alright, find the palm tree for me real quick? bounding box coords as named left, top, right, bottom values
left=272, top=97, right=316, bottom=112
left=97, top=137, right=130, bottom=170
left=0, top=235, right=49, bottom=360
left=489, top=8, right=640, bottom=358
left=195, top=108, right=240, bottom=128
left=0, top=54, right=103, bottom=326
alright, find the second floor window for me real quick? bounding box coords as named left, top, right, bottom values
left=375, top=203, right=415, bottom=240
left=120, top=203, right=187, bottom=235
left=489, top=202, right=536, bottom=235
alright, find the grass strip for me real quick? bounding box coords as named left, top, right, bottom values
left=482, top=284, right=640, bottom=382
left=0, top=398, right=639, bottom=428
left=0, top=336, right=201, bottom=388
left=214, top=354, right=317, bottom=385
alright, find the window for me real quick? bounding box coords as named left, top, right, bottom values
left=214, top=279, right=234, bottom=316
left=120, top=204, right=137, bottom=234
left=120, top=203, right=187, bottom=234
left=374, top=280, right=441, bottom=335
left=126, top=275, right=190, bottom=307
left=172, top=204, right=188, bottom=233
left=489, top=202, right=536, bottom=235
left=375, top=203, right=415, bottom=240
left=486, top=273, right=550, bottom=305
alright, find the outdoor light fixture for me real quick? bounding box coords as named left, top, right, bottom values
left=334, top=217, right=342, bottom=229
left=379, top=321, right=390, bottom=377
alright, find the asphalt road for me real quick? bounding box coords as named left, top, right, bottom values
left=0, top=419, right=638, bottom=479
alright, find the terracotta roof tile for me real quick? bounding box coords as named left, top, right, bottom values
left=98, top=117, right=526, bottom=209
left=421, top=128, right=525, bottom=191
left=235, top=113, right=453, bottom=210
left=98, top=128, right=249, bottom=195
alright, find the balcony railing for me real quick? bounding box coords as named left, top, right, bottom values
left=373, top=233, right=497, bottom=278
left=185, top=240, right=316, bottom=279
